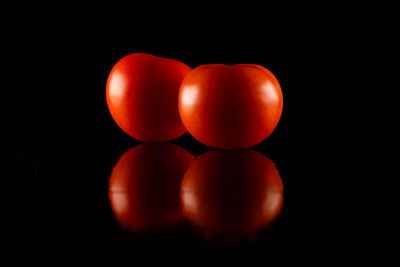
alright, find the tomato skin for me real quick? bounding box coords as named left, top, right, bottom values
left=180, top=149, right=283, bottom=236
left=109, top=143, right=195, bottom=232
left=178, top=64, right=283, bottom=149
left=106, top=53, right=191, bottom=142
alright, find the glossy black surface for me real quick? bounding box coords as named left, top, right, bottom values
left=2, top=129, right=397, bottom=256
left=2, top=2, right=398, bottom=260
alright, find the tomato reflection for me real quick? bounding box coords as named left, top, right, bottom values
left=109, top=143, right=195, bottom=232
left=180, top=149, right=283, bottom=239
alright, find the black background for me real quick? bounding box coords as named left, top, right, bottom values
left=1, top=1, right=399, bottom=260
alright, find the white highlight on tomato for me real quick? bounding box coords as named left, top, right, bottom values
left=181, top=85, right=199, bottom=107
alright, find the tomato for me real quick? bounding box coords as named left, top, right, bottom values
left=178, top=64, right=283, bottom=149
left=106, top=53, right=191, bottom=142
left=109, top=143, right=194, bottom=232
left=180, top=149, right=283, bottom=238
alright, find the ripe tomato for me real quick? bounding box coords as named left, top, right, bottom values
left=180, top=149, right=283, bottom=237
left=106, top=53, right=191, bottom=142
left=178, top=64, right=283, bottom=149
left=109, top=143, right=195, bottom=232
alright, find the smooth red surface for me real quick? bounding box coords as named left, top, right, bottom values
left=180, top=149, right=283, bottom=237
left=178, top=64, right=283, bottom=149
left=106, top=53, right=191, bottom=142
left=109, top=143, right=195, bottom=232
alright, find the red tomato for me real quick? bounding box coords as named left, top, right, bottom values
left=178, top=64, right=283, bottom=149
left=180, top=149, right=283, bottom=238
left=106, top=53, right=191, bottom=142
left=109, top=143, right=195, bottom=232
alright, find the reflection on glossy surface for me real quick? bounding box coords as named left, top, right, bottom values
left=180, top=149, right=283, bottom=239
left=109, top=143, right=195, bottom=232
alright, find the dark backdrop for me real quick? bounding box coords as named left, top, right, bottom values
left=1, top=1, right=399, bottom=259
